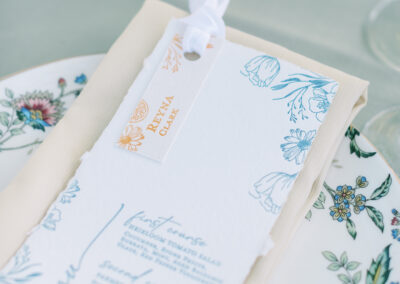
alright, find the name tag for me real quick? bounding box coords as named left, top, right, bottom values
left=118, top=21, right=223, bottom=162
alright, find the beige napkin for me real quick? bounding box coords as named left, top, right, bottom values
left=0, top=0, right=368, bottom=282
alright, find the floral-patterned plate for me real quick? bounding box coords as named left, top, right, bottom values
left=271, top=126, right=400, bottom=284
left=0, top=54, right=104, bottom=191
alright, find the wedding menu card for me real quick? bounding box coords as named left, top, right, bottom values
left=0, top=20, right=339, bottom=284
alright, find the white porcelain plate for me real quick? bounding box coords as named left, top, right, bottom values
left=0, top=55, right=104, bottom=190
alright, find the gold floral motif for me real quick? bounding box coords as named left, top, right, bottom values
left=130, top=99, right=149, bottom=123
left=161, top=35, right=214, bottom=73
left=118, top=125, right=144, bottom=152
left=162, top=34, right=183, bottom=73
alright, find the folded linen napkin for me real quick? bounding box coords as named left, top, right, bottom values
left=0, top=0, right=368, bottom=282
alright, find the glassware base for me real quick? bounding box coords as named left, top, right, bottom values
left=363, top=107, right=400, bottom=177
left=365, top=0, right=400, bottom=71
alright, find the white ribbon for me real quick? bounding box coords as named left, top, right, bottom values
left=181, top=0, right=229, bottom=56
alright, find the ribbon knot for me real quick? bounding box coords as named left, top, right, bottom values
left=181, top=0, right=229, bottom=56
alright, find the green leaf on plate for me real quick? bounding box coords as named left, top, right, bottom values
left=5, top=89, right=14, bottom=99
left=370, top=174, right=392, bottom=201
left=366, top=245, right=391, bottom=284
left=10, top=128, right=24, bottom=135
left=318, top=191, right=326, bottom=202
left=322, top=251, right=338, bottom=262
left=0, top=99, right=12, bottom=108
left=328, top=262, right=342, bottom=271
left=345, top=126, right=376, bottom=158
left=346, top=261, right=360, bottom=271
left=337, top=273, right=351, bottom=284
left=31, top=122, right=45, bottom=132
left=0, top=112, right=10, bottom=126
left=12, top=118, right=23, bottom=125
left=340, top=251, right=348, bottom=265
left=305, top=210, right=312, bottom=221
left=366, top=206, right=384, bottom=232
left=352, top=270, right=362, bottom=283
left=346, top=218, right=357, bottom=239
left=16, top=110, right=25, bottom=121
left=324, top=182, right=336, bottom=201
left=313, top=200, right=324, bottom=209
left=313, top=191, right=326, bottom=209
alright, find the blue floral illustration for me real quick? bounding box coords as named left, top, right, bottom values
left=42, top=207, right=61, bottom=231
left=0, top=245, right=42, bottom=283
left=280, top=128, right=316, bottom=165
left=309, top=87, right=336, bottom=122
left=391, top=208, right=400, bottom=242
left=74, top=74, right=87, bottom=84
left=41, top=180, right=81, bottom=231
left=241, top=55, right=280, bottom=87
left=60, top=180, right=80, bottom=204
left=271, top=73, right=338, bottom=123
left=249, top=171, right=298, bottom=214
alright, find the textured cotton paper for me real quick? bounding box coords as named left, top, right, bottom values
left=0, top=20, right=339, bottom=284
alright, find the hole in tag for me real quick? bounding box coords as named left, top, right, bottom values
left=184, top=52, right=201, bottom=61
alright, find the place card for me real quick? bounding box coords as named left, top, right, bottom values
left=118, top=23, right=223, bottom=162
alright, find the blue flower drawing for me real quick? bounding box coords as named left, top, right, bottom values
left=281, top=128, right=316, bottom=165
left=0, top=245, right=42, bottom=283
left=271, top=73, right=338, bottom=123
left=41, top=180, right=80, bottom=231
left=249, top=172, right=298, bottom=214
left=308, top=87, right=336, bottom=122
left=241, top=55, right=280, bottom=87
left=42, top=207, right=61, bottom=231
left=60, top=180, right=80, bottom=204
left=74, top=74, right=87, bottom=85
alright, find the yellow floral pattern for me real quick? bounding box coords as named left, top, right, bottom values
left=129, top=99, right=149, bottom=123
left=117, top=125, right=144, bottom=152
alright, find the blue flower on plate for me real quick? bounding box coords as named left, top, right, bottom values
left=280, top=128, right=316, bottom=165
left=392, top=228, right=400, bottom=241
left=308, top=87, right=336, bottom=122
left=19, top=107, right=51, bottom=130
left=329, top=202, right=351, bottom=222
left=74, top=74, right=87, bottom=84
left=241, top=55, right=280, bottom=87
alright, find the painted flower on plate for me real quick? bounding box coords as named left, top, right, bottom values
left=392, top=229, right=400, bottom=241
left=334, top=185, right=355, bottom=204
left=308, top=87, right=336, bottom=122
left=14, top=91, right=64, bottom=131
left=74, top=73, right=87, bottom=84
left=280, top=128, right=316, bottom=165
left=58, top=77, right=66, bottom=88
left=241, top=55, right=280, bottom=87
left=353, top=194, right=366, bottom=214
left=356, top=175, right=368, bottom=188
left=330, top=202, right=351, bottom=222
